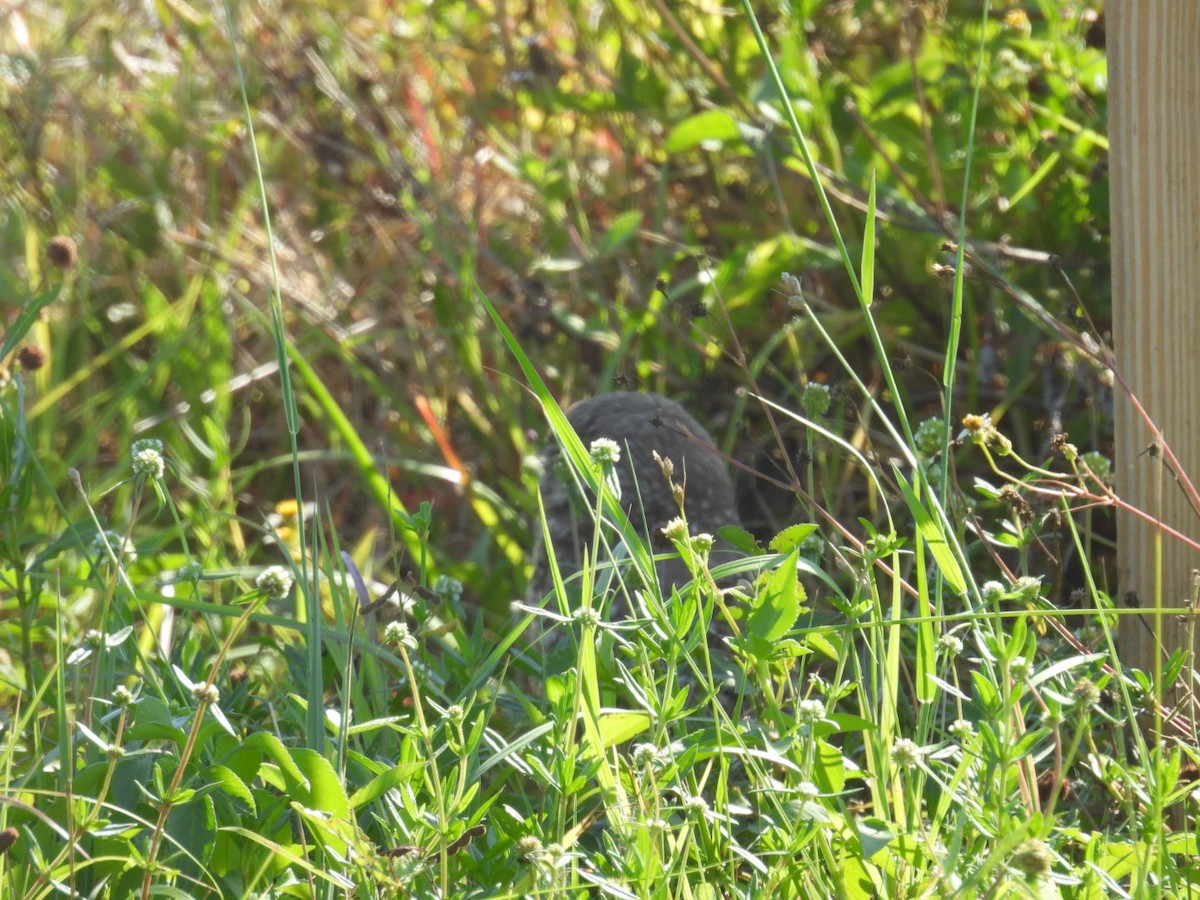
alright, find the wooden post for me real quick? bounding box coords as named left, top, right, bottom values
left=1109, top=3, right=1200, bottom=701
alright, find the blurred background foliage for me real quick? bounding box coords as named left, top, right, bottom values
left=1, top=0, right=1108, bottom=614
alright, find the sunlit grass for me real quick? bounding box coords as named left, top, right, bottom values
left=3, top=0, right=1193, bottom=897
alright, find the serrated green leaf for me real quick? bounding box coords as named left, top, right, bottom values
left=201, top=764, right=256, bottom=814
left=802, top=629, right=840, bottom=660
left=741, top=549, right=806, bottom=662
left=769, top=523, right=819, bottom=554
left=289, top=748, right=349, bottom=819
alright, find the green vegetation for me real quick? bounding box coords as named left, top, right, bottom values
left=6, top=1, right=1197, bottom=897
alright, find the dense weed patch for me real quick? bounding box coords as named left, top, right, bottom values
left=5, top=2, right=1196, bottom=897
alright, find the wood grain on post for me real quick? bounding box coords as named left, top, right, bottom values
left=1109, top=3, right=1200, bottom=702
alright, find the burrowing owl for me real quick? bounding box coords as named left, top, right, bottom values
left=527, top=392, right=741, bottom=602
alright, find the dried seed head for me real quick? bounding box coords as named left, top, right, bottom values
left=47, top=235, right=78, bottom=269
left=16, top=345, right=45, bottom=371
left=1011, top=839, right=1054, bottom=880
left=515, top=834, right=543, bottom=861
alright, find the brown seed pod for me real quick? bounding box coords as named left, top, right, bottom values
left=16, top=345, right=46, bottom=371
left=46, top=235, right=78, bottom=269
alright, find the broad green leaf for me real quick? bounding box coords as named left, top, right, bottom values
left=664, top=109, right=743, bottom=153
left=597, top=710, right=651, bottom=748
left=718, top=524, right=760, bottom=554
left=824, top=713, right=877, bottom=734
left=165, top=793, right=216, bottom=881
left=242, top=732, right=306, bottom=787
left=125, top=721, right=188, bottom=746
left=812, top=738, right=846, bottom=793
left=348, top=762, right=424, bottom=810
left=855, top=816, right=895, bottom=862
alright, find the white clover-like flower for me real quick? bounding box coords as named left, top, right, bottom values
left=572, top=606, right=600, bottom=629
left=433, top=574, right=463, bottom=603
left=937, top=634, right=964, bottom=656
left=914, top=417, right=946, bottom=458
left=660, top=517, right=688, bottom=542
left=949, top=719, right=975, bottom=741
left=90, top=531, right=137, bottom=565
left=191, top=681, right=220, bottom=705
left=797, top=698, right=825, bottom=724
left=255, top=565, right=294, bottom=601
left=682, top=793, right=709, bottom=815
left=177, top=560, right=204, bottom=582
left=132, top=446, right=165, bottom=480
left=981, top=581, right=1007, bottom=604
left=632, top=743, right=658, bottom=767
left=112, top=684, right=136, bottom=707
left=444, top=704, right=465, bottom=724
left=1014, top=576, right=1042, bottom=602
left=796, top=781, right=820, bottom=801
left=131, top=438, right=164, bottom=457
left=1010, top=655, right=1031, bottom=681
left=384, top=620, right=417, bottom=649
left=589, top=437, right=621, bottom=466
left=890, top=738, right=923, bottom=770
